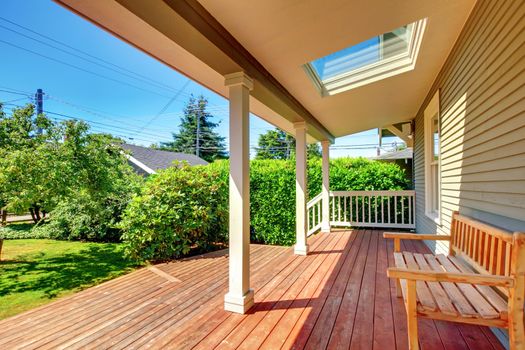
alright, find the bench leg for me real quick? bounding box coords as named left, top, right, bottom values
left=508, top=278, right=525, bottom=350
left=396, top=278, right=403, bottom=297
left=406, top=280, right=419, bottom=350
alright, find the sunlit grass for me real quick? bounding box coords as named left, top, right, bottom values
left=0, top=239, right=140, bottom=320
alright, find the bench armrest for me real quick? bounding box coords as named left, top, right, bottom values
left=383, top=232, right=451, bottom=241
left=387, top=267, right=514, bottom=288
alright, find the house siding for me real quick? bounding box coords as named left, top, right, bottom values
left=413, top=2, right=524, bottom=345
left=413, top=0, right=525, bottom=256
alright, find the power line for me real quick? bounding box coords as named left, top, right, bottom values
left=134, top=80, right=192, bottom=135
left=3, top=102, right=173, bottom=141
left=0, top=88, right=33, bottom=97
left=0, top=19, right=230, bottom=113
left=47, top=112, right=172, bottom=141
left=0, top=38, right=175, bottom=99
left=0, top=16, right=196, bottom=97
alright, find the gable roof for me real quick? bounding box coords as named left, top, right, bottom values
left=121, top=144, right=208, bottom=174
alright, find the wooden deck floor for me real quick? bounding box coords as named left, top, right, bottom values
left=0, top=230, right=505, bottom=349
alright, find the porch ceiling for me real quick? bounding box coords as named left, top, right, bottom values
left=55, top=0, right=475, bottom=140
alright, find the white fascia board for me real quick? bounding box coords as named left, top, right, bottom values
left=125, top=154, right=157, bottom=175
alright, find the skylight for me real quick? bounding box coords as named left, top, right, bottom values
left=305, top=19, right=427, bottom=96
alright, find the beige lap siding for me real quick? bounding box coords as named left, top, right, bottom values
left=413, top=0, right=525, bottom=254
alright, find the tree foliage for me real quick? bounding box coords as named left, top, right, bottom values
left=255, top=127, right=321, bottom=160
left=0, top=103, right=141, bottom=240
left=160, top=95, right=227, bottom=162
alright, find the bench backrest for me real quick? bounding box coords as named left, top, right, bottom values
left=449, top=212, right=525, bottom=296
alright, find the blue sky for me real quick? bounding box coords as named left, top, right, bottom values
left=0, top=0, right=400, bottom=158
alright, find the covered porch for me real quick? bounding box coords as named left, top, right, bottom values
left=46, top=0, right=524, bottom=348
left=0, top=230, right=503, bottom=349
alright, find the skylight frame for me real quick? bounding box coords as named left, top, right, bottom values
left=304, top=19, right=427, bottom=97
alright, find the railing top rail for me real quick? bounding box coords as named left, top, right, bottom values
left=306, top=192, right=323, bottom=209
left=330, top=190, right=415, bottom=196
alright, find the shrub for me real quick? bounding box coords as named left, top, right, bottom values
left=119, top=163, right=228, bottom=261
left=32, top=191, right=132, bottom=242
left=0, top=223, right=49, bottom=239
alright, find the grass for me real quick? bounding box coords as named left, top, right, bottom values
left=0, top=239, right=140, bottom=320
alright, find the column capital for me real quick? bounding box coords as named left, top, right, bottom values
left=321, top=139, right=331, bottom=146
left=225, top=72, right=254, bottom=90
left=293, top=121, right=307, bottom=131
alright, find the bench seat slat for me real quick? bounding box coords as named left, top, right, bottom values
left=402, top=252, right=437, bottom=311
left=436, top=254, right=500, bottom=319
left=423, top=254, right=477, bottom=317
left=448, top=256, right=508, bottom=319
left=413, top=253, right=457, bottom=316
left=393, top=252, right=408, bottom=300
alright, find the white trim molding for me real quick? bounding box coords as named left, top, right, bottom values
left=304, top=18, right=427, bottom=96
left=424, top=90, right=441, bottom=224
left=124, top=154, right=157, bottom=175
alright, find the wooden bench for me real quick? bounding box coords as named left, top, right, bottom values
left=384, top=212, right=525, bottom=350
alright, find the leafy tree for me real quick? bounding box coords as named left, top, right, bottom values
left=255, top=129, right=293, bottom=160
left=255, top=127, right=321, bottom=160
left=0, top=103, right=62, bottom=221
left=0, top=103, right=141, bottom=231
left=307, top=143, right=322, bottom=158
left=160, top=95, right=227, bottom=162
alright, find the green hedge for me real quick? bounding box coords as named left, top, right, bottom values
left=120, top=158, right=409, bottom=261
left=251, top=158, right=410, bottom=245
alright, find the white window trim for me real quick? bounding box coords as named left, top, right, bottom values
left=424, top=91, right=441, bottom=224
left=304, top=18, right=427, bottom=96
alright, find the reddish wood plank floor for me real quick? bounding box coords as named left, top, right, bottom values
left=0, top=230, right=505, bottom=349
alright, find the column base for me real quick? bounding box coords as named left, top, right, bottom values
left=224, top=289, right=254, bottom=314
left=321, top=224, right=331, bottom=233
left=294, top=244, right=309, bottom=256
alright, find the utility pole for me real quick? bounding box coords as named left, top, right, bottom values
left=35, top=89, right=44, bottom=134
left=196, top=108, right=200, bottom=157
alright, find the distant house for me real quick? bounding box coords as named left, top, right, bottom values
left=374, top=148, right=413, bottom=186
left=121, top=144, right=208, bottom=176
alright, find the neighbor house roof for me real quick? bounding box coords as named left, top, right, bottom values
left=374, top=148, right=413, bottom=160
left=121, top=144, right=208, bottom=175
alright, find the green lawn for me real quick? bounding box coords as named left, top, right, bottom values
left=0, top=239, right=140, bottom=320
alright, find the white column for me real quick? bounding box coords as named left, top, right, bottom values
left=294, top=122, right=308, bottom=255
left=321, top=140, right=331, bottom=232
left=224, top=72, right=254, bottom=314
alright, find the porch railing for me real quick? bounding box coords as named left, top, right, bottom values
left=307, top=193, right=323, bottom=236
left=307, top=190, right=415, bottom=236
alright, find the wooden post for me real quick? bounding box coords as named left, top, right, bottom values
left=1, top=210, right=6, bottom=226
left=0, top=239, right=3, bottom=261
left=508, top=232, right=525, bottom=350
left=406, top=279, right=419, bottom=350
left=294, top=122, right=308, bottom=256
left=223, top=72, right=254, bottom=314
left=449, top=211, right=459, bottom=256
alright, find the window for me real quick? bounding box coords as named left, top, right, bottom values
left=424, top=91, right=440, bottom=222
left=304, top=19, right=427, bottom=96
